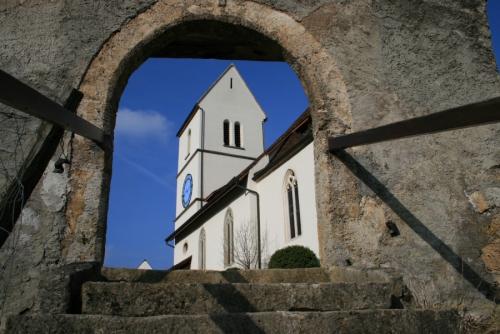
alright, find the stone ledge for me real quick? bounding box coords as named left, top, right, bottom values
left=82, top=282, right=392, bottom=316
left=5, top=310, right=462, bottom=334
left=101, top=267, right=401, bottom=285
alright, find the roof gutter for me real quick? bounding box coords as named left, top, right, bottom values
left=253, top=133, right=313, bottom=182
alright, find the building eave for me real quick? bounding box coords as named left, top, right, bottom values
left=252, top=133, right=313, bottom=182
left=176, top=104, right=199, bottom=138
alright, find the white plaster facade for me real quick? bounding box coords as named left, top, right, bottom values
left=171, top=139, right=319, bottom=270
left=175, top=65, right=266, bottom=228
left=170, top=65, right=319, bottom=270
left=252, top=143, right=319, bottom=258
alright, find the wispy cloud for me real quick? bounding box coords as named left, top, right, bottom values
left=115, top=153, right=174, bottom=190
left=115, top=108, right=174, bottom=143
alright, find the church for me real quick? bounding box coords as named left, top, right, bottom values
left=166, top=64, right=319, bottom=270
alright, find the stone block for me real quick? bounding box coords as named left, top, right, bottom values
left=101, top=267, right=332, bottom=284
left=82, top=282, right=392, bottom=316
left=4, top=310, right=462, bottom=334
left=33, top=262, right=101, bottom=315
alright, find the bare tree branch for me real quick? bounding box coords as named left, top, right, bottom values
left=231, top=220, right=269, bottom=269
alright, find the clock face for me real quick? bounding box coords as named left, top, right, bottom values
left=182, top=174, right=193, bottom=208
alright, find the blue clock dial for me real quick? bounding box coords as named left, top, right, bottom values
left=182, top=174, right=193, bottom=208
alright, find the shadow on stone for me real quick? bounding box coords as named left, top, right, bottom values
left=219, top=269, right=249, bottom=283
left=206, top=270, right=264, bottom=334
left=35, top=262, right=102, bottom=315
left=334, top=149, right=496, bottom=302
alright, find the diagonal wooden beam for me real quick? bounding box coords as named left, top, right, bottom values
left=0, top=69, right=110, bottom=149
left=329, top=96, right=500, bottom=152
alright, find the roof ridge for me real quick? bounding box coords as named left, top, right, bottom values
left=176, top=64, right=236, bottom=137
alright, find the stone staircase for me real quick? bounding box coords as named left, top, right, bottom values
left=4, top=265, right=462, bottom=333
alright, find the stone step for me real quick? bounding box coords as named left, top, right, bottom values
left=101, top=267, right=333, bottom=284
left=101, top=267, right=401, bottom=285
left=5, top=310, right=462, bottom=334
left=82, top=282, right=393, bottom=317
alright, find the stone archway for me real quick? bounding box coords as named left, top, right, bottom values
left=62, top=0, right=352, bottom=266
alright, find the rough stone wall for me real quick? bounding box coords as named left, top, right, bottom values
left=0, top=0, right=157, bottom=322
left=308, top=0, right=500, bottom=305
left=0, top=0, right=498, bottom=322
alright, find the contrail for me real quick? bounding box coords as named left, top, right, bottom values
left=115, top=153, right=174, bottom=190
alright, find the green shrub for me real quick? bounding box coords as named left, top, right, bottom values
left=225, top=267, right=240, bottom=271
left=268, top=245, right=320, bottom=269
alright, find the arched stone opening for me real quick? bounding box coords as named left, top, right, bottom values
left=63, top=0, right=352, bottom=266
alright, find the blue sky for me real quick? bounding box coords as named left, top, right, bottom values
left=105, top=61, right=309, bottom=269
left=104, top=4, right=500, bottom=269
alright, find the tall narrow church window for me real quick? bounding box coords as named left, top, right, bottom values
left=199, top=228, right=206, bottom=269
left=294, top=182, right=302, bottom=236
left=223, top=120, right=230, bottom=146
left=234, top=122, right=241, bottom=148
left=287, top=186, right=295, bottom=238
left=284, top=170, right=302, bottom=240
left=224, top=208, right=234, bottom=266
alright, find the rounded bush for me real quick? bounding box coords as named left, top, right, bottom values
left=225, top=267, right=240, bottom=271
left=268, top=245, right=320, bottom=269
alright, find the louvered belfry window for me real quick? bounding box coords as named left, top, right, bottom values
left=223, top=120, right=230, bottom=146
left=285, top=170, right=302, bottom=240
left=234, top=122, right=241, bottom=147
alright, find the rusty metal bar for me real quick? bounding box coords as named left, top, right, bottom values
left=329, top=96, right=500, bottom=151
left=0, top=69, right=109, bottom=148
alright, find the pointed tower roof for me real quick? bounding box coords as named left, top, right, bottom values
left=176, top=64, right=267, bottom=137
left=137, top=259, right=153, bottom=270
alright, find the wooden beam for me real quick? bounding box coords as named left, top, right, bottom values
left=329, top=96, right=500, bottom=151
left=0, top=69, right=109, bottom=148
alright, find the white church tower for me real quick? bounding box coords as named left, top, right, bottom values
left=174, top=64, right=267, bottom=229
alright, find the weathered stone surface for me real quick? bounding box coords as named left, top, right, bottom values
left=485, top=187, right=500, bottom=208
left=82, top=281, right=392, bottom=316
left=482, top=213, right=500, bottom=238
left=5, top=310, right=462, bottom=334
left=0, top=0, right=499, bottom=317
left=33, top=262, right=102, bottom=315
left=481, top=240, right=500, bottom=274
left=0, top=0, right=157, bottom=322
left=101, top=266, right=404, bottom=299
left=468, top=191, right=492, bottom=213
left=102, top=267, right=331, bottom=283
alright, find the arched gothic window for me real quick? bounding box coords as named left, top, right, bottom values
left=234, top=122, right=242, bottom=148
left=223, top=120, right=230, bottom=146
left=284, top=170, right=302, bottom=239
left=198, top=228, right=206, bottom=269
left=224, top=208, right=234, bottom=266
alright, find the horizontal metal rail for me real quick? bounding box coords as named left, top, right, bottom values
left=0, top=69, right=109, bottom=148
left=329, top=96, right=500, bottom=151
